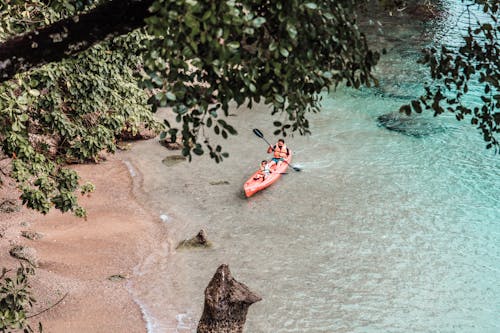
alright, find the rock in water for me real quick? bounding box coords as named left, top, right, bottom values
left=197, top=264, right=261, bottom=333
left=162, top=155, right=186, bottom=166
left=209, top=180, right=230, bottom=185
left=177, top=229, right=212, bottom=249
left=377, top=112, right=446, bottom=137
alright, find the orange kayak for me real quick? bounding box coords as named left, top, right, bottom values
left=244, top=151, right=292, bottom=197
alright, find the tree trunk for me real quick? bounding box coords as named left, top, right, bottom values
left=197, top=264, right=261, bottom=333
left=0, top=0, right=154, bottom=83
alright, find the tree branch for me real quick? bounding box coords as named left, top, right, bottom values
left=0, top=0, right=154, bottom=83
left=0, top=268, right=12, bottom=280
left=27, top=292, right=69, bottom=318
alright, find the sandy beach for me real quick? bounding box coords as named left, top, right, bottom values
left=0, top=154, right=165, bottom=332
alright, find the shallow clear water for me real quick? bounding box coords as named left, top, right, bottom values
left=123, top=3, right=499, bottom=332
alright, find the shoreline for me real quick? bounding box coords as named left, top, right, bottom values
left=0, top=154, right=167, bottom=332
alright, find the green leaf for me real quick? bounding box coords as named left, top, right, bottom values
left=482, top=23, right=493, bottom=31
left=243, top=27, right=255, bottom=35
left=286, top=24, right=297, bottom=39
left=400, top=104, right=411, bottom=116
left=275, top=94, right=285, bottom=103
left=166, top=92, right=176, bottom=101
left=304, top=3, right=318, bottom=10
left=280, top=47, right=289, bottom=57
left=411, top=100, right=422, bottom=113
left=28, top=89, right=40, bottom=97
left=322, top=71, right=333, bottom=79
left=17, top=95, right=28, bottom=105
left=252, top=17, right=266, bottom=28
left=227, top=41, right=240, bottom=50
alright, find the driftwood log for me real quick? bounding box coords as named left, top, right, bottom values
left=197, top=264, right=261, bottom=333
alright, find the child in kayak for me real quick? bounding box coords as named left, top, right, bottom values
left=253, top=160, right=272, bottom=181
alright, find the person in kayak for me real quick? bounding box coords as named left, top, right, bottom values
left=267, top=139, right=289, bottom=167
left=253, top=160, right=272, bottom=181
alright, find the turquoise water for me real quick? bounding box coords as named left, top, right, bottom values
left=124, top=2, right=500, bottom=332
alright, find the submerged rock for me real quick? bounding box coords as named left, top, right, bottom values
left=197, top=264, right=261, bottom=333
left=162, top=155, right=186, bottom=166
left=177, top=230, right=212, bottom=249
left=209, top=180, right=230, bottom=186
left=377, top=112, right=446, bottom=137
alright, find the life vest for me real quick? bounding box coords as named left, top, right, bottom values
left=273, top=144, right=288, bottom=159
left=258, top=163, right=270, bottom=175
left=255, top=164, right=269, bottom=180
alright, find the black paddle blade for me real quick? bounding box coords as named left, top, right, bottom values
left=253, top=128, right=264, bottom=138
left=282, top=160, right=301, bottom=172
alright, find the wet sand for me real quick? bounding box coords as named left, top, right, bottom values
left=0, top=155, right=166, bottom=332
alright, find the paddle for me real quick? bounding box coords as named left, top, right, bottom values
left=252, top=128, right=274, bottom=148
left=252, top=128, right=301, bottom=171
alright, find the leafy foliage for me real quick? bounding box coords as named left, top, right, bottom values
left=0, top=0, right=499, bottom=216
left=144, top=0, right=379, bottom=161
left=0, top=1, right=160, bottom=216
left=0, top=0, right=102, bottom=40
left=401, top=0, right=500, bottom=151
left=0, top=265, right=40, bottom=333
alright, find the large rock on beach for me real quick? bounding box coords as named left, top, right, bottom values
left=197, top=264, right=261, bottom=333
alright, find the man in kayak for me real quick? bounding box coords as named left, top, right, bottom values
left=267, top=138, right=289, bottom=167
left=253, top=160, right=272, bottom=181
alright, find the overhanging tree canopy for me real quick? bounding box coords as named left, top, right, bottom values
left=0, top=0, right=498, bottom=216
